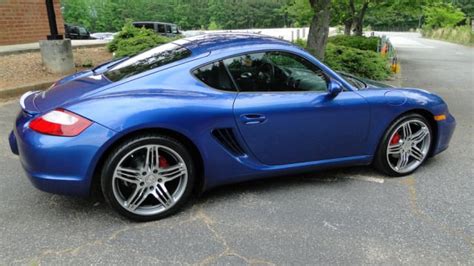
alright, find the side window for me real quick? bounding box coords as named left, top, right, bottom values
left=143, top=23, right=154, bottom=30
left=193, top=62, right=236, bottom=92
left=222, top=51, right=329, bottom=92
left=223, top=53, right=265, bottom=92
left=157, top=24, right=165, bottom=33
left=78, top=27, right=87, bottom=35
left=165, top=25, right=172, bottom=33
left=171, top=25, right=178, bottom=34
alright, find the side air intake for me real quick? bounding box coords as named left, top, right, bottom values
left=212, top=128, right=246, bottom=156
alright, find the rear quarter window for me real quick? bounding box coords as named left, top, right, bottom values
left=104, top=43, right=191, bottom=82
left=193, top=61, right=236, bottom=92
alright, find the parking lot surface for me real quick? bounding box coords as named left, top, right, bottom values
left=0, top=32, right=472, bottom=264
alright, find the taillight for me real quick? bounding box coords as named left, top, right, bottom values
left=29, top=109, right=92, bottom=137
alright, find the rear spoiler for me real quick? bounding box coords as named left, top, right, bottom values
left=19, top=91, right=40, bottom=115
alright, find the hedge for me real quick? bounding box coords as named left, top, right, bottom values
left=108, top=21, right=175, bottom=58
left=294, top=36, right=390, bottom=80
left=327, top=35, right=380, bottom=52
left=324, top=43, right=391, bottom=80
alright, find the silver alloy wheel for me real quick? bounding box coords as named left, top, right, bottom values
left=386, top=119, right=431, bottom=174
left=112, top=144, right=188, bottom=216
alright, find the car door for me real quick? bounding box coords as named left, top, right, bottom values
left=225, top=51, right=371, bottom=165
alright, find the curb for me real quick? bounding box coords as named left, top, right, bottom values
left=0, top=43, right=107, bottom=56
left=0, top=81, right=54, bottom=100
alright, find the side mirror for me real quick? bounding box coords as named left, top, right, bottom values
left=327, top=79, right=343, bottom=97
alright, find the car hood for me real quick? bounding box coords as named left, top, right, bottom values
left=32, top=73, right=111, bottom=112
left=360, top=77, right=394, bottom=89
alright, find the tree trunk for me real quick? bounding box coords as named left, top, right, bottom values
left=344, top=18, right=352, bottom=35
left=345, top=0, right=355, bottom=35
left=352, top=2, right=369, bottom=36
left=353, top=17, right=363, bottom=36
left=306, top=0, right=331, bottom=61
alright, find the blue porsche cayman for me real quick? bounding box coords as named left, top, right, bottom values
left=10, top=34, right=455, bottom=221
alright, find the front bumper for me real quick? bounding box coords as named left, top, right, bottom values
left=10, top=110, right=117, bottom=197
left=432, top=113, right=456, bottom=155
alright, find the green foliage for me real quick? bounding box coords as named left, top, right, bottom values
left=422, top=25, right=474, bottom=45
left=328, top=35, right=380, bottom=51
left=331, top=0, right=378, bottom=25
left=62, top=0, right=472, bottom=33
left=81, top=58, right=94, bottom=68
left=62, top=0, right=291, bottom=32
left=423, top=2, right=466, bottom=29
left=452, top=0, right=474, bottom=18
left=293, top=38, right=307, bottom=48
left=364, top=0, right=424, bottom=31
left=293, top=37, right=390, bottom=80
left=208, top=21, right=220, bottom=30
left=325, top=43, right=390, bottom=80
left=284, top=0, right=314, bottom=27
left=108, top=22, right=174, bottom=57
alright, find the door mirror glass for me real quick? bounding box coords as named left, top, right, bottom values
left=328, top=79, right=343, bottom=97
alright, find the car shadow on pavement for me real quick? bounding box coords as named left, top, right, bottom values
left=197, top=165, right=382, bottom=203
left=40, top=165, right=385, bottom=222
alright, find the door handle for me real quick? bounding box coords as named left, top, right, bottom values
left=240, top=114, right=267, bottom=125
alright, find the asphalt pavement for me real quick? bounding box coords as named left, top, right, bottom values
left=0, top=32, right=472, bottom=264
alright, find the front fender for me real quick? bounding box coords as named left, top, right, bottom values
left=359, top=88, right=449, bottom=156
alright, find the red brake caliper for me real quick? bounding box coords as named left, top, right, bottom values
left=390, top=132, right=401, bottom=145
left=159, top=156, right=169, bottom=168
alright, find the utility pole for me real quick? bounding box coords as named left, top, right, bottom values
left=45, top=0, right=63, bottom=40
left=40, top=0, right=73, bottom=74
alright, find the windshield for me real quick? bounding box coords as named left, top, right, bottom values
left=104, top=43, right=191, bottom=82
left=79, top=27, right=87, bottom=35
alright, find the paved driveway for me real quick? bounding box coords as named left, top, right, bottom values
left=0, top=32, right=472, bottom=264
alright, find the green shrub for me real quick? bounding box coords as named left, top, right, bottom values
left=324, top=43, right=391, bottom=80
left=108, top=21, right=174, bottom=57
left=327, top=35, right=380, bottom=52
left=293, top=38, right=307, bottom=49
left=292, top=38, right=390, bottom=80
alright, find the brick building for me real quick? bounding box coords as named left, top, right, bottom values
left=0, top=0, right=64, bottom=45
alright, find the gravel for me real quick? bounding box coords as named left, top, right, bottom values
left=0, top=47, right=112, bottom=90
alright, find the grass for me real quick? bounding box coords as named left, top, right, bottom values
left=422, top=26, right=474, bottom=46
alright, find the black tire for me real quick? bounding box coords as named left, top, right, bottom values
left=101, top=134, right=195, bottom=222
left=374, top=113, right=433, bottom=177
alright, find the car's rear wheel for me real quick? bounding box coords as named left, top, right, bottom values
left=374, top=113, right=432, bottom=176
left=101, top=134, right=195, bottom=221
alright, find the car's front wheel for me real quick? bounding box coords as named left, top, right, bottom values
left=101, top=134, right=195, bottom=221
left=374, top=113, right=432, bottom=176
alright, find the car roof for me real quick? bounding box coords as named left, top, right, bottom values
left=133, top=21, right=177, bottom=26
left=173, top=33, right=296, bottom=56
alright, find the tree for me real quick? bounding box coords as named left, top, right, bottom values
left=331, top=0, right=355, bottom=35
left=364, top=0, right=425, bottom=31
left=306, top=0, right=331, bottom=60
left=61, top=0, right=291, bottom=32
left=350, top=0, right=370, bottom=35
left=423, top=2, right=466, bottom=28
left=285, top=0, right=314, bottom=27
left=452, top=0, right=474, bottom=19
